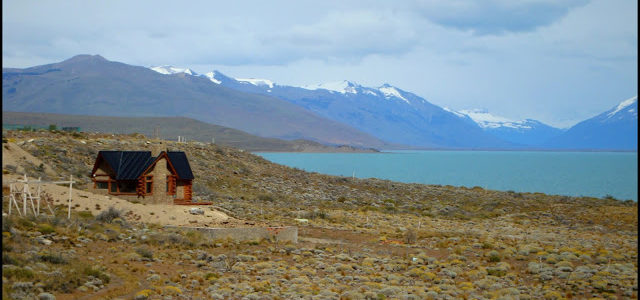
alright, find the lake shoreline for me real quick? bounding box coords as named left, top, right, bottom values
left=257, top=151, right=638, bottom=201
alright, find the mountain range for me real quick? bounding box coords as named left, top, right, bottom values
left=2, top=55, right=385, bottom=148
left=2, top=55, right=637, bottom=150
left=174, top=66, right=637, bottom=150
left=202, top=71, right=510, bottom=148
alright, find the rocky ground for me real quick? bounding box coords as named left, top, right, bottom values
left=1, top=130, right=638, bottom=299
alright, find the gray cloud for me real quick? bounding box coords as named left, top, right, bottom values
left=1, top=0, right=636, bottom=127
left=257, top=10, right=421, bottom=64
left=413, top=0, right=590, bottom=35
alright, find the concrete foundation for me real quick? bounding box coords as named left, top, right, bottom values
left=166, top=226, right=298, bottom=243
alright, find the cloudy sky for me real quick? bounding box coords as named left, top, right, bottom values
left=3, top=0, right=637, bottom=128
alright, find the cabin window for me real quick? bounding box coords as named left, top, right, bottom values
left=95, top=181, right=108, bottom=189
left=110, top=182, right=117, bottom=193
left=117, top=181, right=137, bottom=193
left=145, top=176, right=153, bottom=194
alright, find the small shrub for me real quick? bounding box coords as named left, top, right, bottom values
left=38, top=252, right=68, bottom=264
left=96, top=207, right=121, bottom=223
left=77, top=211, right=93, bottom=219
left=83, top=265, right=111, bottom=284
left=2, top=216, right=15, bottom=232
left=3, top=266, right=34, bottom=279
left=205, top=272, right=219, bottom=281
left=4, top=164, right=17, bottom=173
left=404, top=228, right=417, bottom=244
left=17, top=218, right=35, bottom=229
left=185, top=230, right=206, bottom=247
left=481, top=241, right=494, bottom=249
left=135, top=247, right=153, bottom=259
left=37, top=223, right=55, bottom=234
left=163, top=285, right=182, bottom=296
left=487, top=250, right=501, bottom=262
left=136, top=289, right=154, bottom=298
left=303, top=209, right=328, bottom=220
left=487, top=268, right=506, bottom=277
left=2, top=253, right=20, bottom=265
left=257, top=194, right=275, bottom=202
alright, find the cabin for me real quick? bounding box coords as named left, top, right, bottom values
left=90, top=149, right=194, bottom=204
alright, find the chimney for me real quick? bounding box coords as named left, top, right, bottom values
left=151, top=141, right=164, bottom=157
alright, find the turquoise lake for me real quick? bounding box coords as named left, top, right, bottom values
left=256, top=151, right=638, bottom=201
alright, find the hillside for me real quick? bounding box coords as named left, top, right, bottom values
left=545, top=96, right=638, bottom=150
left=2, top=55, right=386, bottom=148
left=1, top=130, right=637, bottom=299
left=1, top=111, right=378, bottom=152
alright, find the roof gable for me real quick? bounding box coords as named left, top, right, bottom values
left=94, top=151, right=155, bottom=180
left=166, top=151, right=194, bottom=180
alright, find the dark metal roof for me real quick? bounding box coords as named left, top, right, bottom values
left=97, top=150, right=193, bottom=180
left=167, top=151, right=194, bottom=180
left=99, top=151, right=155, bottom=180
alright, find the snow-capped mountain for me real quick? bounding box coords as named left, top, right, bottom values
left=153, top=67, right=277, bottom=91
left=203, top=71, right=222, bottom=84
left=209, top=73, right=512, bottom=147
left=301, top=81, right=426, bottom=105
left=545, top=96, right=638, bottom=150
left=149, top=65, right=195, bottom=76
left=149, top=66, right=510, bottom=148
left=303, top=80, right=361, bottom=94
left=236, top=78, right=275, bottom=89
left=606, top=96, right=637, bottom=121
left=452, top=109, right=564, bottom=146
left=147, top=64, right=635, bottom=150
left=458, top=109, right=533, bottom=129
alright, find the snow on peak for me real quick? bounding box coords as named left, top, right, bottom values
left=149, top=65, right=195, bottom=75
left=607, top=96, right=637, bottom=118
left=458, top=109, right=532, bottom=129
left=378, top=84, right=409, bottom=104
left=235, top=77, right=275, bottom=88
left=443, top=107, right=466, bottom=118
left=302, top=80, right=360, bottom=94
left=204, top=71, right=222, bottom=84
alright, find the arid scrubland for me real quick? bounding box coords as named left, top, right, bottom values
left=2, top=130, right=638, bottom=299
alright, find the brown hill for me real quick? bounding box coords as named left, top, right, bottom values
left=2, top=111, right=378, bottom=152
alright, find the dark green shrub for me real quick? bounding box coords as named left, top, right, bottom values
left=83, top=266, right=110, bottom=284
left=77, top=211, right=94, bottom=219
left=37, top=223, right=55, bottom=234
